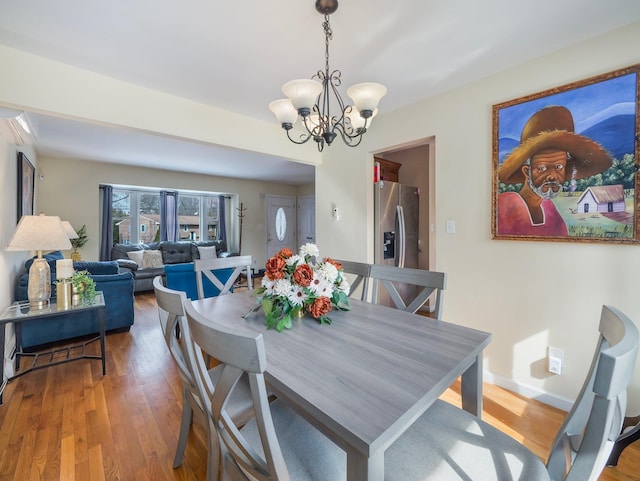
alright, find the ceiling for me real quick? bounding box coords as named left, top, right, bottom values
left=1, top=0, right=639, bottom=185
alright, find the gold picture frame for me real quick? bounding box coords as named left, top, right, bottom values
left=492, top=65, right=639, bottom=244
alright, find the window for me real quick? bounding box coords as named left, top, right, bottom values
left=111, top=188, right=224, bottom=245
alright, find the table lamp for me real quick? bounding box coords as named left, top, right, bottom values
left=7, top=214, right=72, bottom=308
left=61, top=221, right=79, bottom=245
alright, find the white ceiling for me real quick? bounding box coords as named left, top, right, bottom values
left=1, top=0, right=639, bottom=185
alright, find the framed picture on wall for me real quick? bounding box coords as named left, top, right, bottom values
left=492, top=64, right=639, bottom=244
left=17, top=152, right=34, bottom=222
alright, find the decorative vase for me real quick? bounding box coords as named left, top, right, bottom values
left=72, top=286, right=82, bottom=306
left=294, top=308, right=305, bottom=319
left=71, top=250, right=81, bottom=261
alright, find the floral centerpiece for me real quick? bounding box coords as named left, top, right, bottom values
left=250, top=243, right=350, bottom=332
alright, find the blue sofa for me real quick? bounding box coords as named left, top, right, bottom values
left=16, top=251, right=135, bottom=349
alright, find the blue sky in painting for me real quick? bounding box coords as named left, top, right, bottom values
left=497, top=73, right=637, bottom=164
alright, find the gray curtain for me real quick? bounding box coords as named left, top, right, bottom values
left=99, top=185, right=113, bottom=261
left=160, top=191, right=179, bottom=241
left=218, top=195, right=226, bottom=242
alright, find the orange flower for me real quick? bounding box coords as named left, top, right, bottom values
left=293, top=264, right=314, bottom=287
left=308, top=297, right=332, bottom=319
left=265, top=256, right=286, bottom=280
left=277, top=248, right=294, bottom=259
left=324, top=257, right=342, bottom=271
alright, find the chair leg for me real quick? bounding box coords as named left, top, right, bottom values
left=205, top=418, right=223, bottom=481
left=173, top=388, right=194, bottom=468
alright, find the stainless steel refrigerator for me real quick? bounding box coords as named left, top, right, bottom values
left=373, top=180, right=420, bottom=307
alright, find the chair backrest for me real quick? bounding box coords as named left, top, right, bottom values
left=546, top=305, right=639, bottom=481
left=369, top=264, right=447, bottom=318
left=194, top=255, right=253, bottom=300
left=183, top=301, right=291, bottom=481
left=152, top=276, right=199, bottom=397
left=334, top=259, right=371, bottom=301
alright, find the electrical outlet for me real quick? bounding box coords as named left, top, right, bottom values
left=548, top=346, right=564, bottom=375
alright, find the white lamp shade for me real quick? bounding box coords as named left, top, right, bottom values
left=282, top=79, right=323, bottom=111
left=7, top=214, right=72, bottom=252
left=269, top=99, right=299, bottom=126
left=61, top=220, right=79, bottom=239
left=346, top=108, right=378, bottom=130
left=347, top=82, right=387, bottom=114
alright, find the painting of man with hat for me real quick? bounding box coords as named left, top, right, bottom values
left=497, top=105, right=612, bottom=236
left=493, top=66, right=638, bottom=241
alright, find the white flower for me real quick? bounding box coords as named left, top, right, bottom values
left=317, top=262, right=338, bottom=283
left=286, top=254, right=304, bottom=267
left=261, top=277, right=276, bottom=294
left=273, top=279, right=294, bottom=297
left=287, top=285, right=309, bottom=306
left=299, top=243, right=320, bottom=258
left=308, top=275, right=333, bottom=297
left=337, top=277, right=350, bottom=294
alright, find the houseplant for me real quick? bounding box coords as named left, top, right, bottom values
left=70, top=224, right=88, bottom=261
left=249, top=243, right=350, bottom=332
left=70, top=269, right=96, bottom=305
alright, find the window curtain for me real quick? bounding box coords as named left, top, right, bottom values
left=218, top=195, right=227, bottom=242
left=99, top=185, right=113, bottom=261
left=160, top=191, right=179, bottom=242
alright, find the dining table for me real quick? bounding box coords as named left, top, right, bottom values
left=190, top=291, right=492, bottom=481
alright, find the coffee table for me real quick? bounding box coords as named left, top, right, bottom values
left=0, top=292, right=106, bottom=404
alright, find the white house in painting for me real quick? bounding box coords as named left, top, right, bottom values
left=576, top=185, right=625, bottom=214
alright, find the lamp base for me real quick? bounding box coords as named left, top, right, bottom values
left=27, top=257, right=51, bottom=310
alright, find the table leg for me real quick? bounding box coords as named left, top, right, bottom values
left=99, top=306, right=106, bottom=375
left=346, top=446, right=383, bottom=481
left=0, top=325, right=5, bottom=404
left=461, top=354, right=483, bottom=417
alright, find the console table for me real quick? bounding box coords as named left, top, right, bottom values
left=0, top=292, right=106, bottom=404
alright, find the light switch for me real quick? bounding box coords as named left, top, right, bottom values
left=446, top=220, right=455, bottom=235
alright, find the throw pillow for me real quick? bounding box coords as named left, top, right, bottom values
left=127, top=250, right=145, bottom=266
left=142, top=249, right=164, bottom=269
left=198, top=246, right=218, bottom=260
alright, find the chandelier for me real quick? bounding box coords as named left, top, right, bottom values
left=269, top=0, right=387, bottom=151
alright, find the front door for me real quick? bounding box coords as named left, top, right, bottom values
left=266, top=195, right=296, bottom=259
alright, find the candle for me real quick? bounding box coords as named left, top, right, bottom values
left=56, top=259, right=75, bottom=280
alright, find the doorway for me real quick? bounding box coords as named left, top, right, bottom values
left=374, top=139, right=435, bottom=271
left=265, top=195, right=296, bottom=259
left=297, top=196, right=316, bottom=246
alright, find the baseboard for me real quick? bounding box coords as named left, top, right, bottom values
left=484, top=371, right=573, bottom=412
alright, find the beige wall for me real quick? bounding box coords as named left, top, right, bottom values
left=317, top=22, right=640, bottom=411
left=37, top=156, right=309, bottom=268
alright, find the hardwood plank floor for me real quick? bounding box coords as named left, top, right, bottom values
left=0, top=291, right=637, bottom=480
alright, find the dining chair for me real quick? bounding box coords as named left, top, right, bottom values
left=369, top=264, right=447, bottom=319
left=334, top=259, right=371, bottom=301
left=184, top=302, right=638, bottom=481
left=153, top=276, right=254, bottom=481
left=194, top=255, right=253, bottom=300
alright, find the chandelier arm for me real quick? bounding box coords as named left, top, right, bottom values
left=285, top=129, right=314, bottom=145
left=333, top=121, right=365, bottom=147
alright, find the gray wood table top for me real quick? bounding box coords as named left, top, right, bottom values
left=190, top=291, right=492, bottom=481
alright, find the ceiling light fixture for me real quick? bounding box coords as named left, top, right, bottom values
left=269, top=0, right=387, bottom=151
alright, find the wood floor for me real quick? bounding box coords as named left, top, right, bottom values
left=0, top=291, right=637, bottom=480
